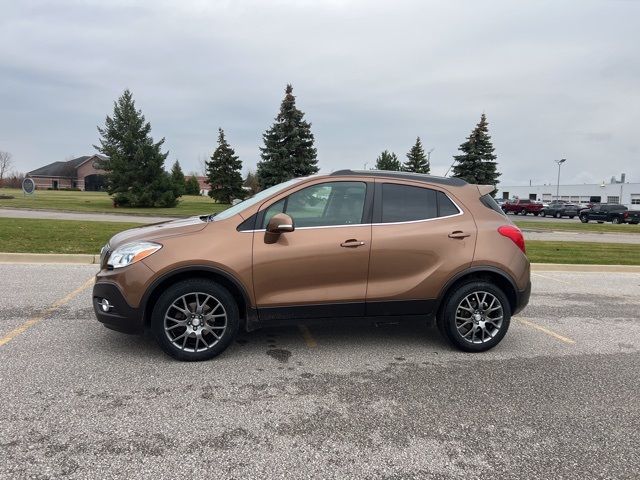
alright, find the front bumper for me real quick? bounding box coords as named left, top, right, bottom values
left=93, top=282, right=143, bottom=334
left=513, top=280, right=531, bottom=315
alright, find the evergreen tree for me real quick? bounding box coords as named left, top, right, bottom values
left=452, top=113, right=501, bottom=188
left=95, top=89, right=177, bottom=207
left=403, top=137, right=430, bottom=173
left=375, top=150, right=401, bottom=171
left=184, top=174, right=201, bottom=196
left=257, top=84, right=318, bottom=188
left=170, top=160, right=185, bottom=197
left=244, top=170, right=261, bottom=196
left=205, top=128, right=244, bottom=204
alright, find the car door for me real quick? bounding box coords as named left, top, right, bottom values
left=365, top=179, right=476, bottom=316
left=252, top=180, right=373, bottom=320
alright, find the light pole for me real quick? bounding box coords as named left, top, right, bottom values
left=555, top=158, right=566, bottom=200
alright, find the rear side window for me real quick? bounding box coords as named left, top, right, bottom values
left=381, top=184, right=437, bottom=222
left=437, top=191, right=460, bottom=217
left=480, top=194, right=505, bottom=215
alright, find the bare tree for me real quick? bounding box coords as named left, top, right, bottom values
left=0, top=151, right=13, bottom=185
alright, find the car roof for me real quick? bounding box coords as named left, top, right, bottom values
left=329, top=169, right=467, bottom=187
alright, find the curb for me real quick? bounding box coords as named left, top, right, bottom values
left=0, top=253, right=98, bottom=264
left=1, top=253, right=639, bottom=273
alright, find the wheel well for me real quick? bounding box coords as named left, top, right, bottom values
left=437, top=270, right=517, bottom=315
left=143, top=270, right=248, bottom=329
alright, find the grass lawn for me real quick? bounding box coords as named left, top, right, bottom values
left=526, top=240, right=640, bottom=265
left=0, top=218, right=143, bottom=254
left=515, top=220, right=640, bottom=234
left=0, top=188, right=229, bottom=217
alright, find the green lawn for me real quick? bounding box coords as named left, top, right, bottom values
left=0, top=188, right=229, bottom=217
left=0, top=218, right=142, bottom=254
left=515, top=220, right=640, bottom=234
left=526, top=240, right=640, bottom=265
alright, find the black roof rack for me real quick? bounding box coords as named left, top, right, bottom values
left=330, top=169, right=468, bottom=187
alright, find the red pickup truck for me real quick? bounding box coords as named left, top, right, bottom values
left=501, top=199, right=543, bottom=216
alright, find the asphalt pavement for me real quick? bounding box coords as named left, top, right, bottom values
left=1, top=264, right=639, bottom=479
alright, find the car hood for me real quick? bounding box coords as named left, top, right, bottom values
left=108, top=216, right=208, bottom=248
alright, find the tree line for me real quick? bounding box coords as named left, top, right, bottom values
left=88, top=86, right=500, bottom=207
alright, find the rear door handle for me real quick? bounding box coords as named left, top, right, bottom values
left=340, top=239, right=366, bottom=248
left=448, top=231, right=471, bottom=239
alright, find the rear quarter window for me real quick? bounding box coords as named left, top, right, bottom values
left=480, top=194, right=505, bottom=215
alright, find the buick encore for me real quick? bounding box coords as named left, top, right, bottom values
left=93, top=170, right=531, bottom=361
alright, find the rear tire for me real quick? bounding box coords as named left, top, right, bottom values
left=437, top=281, right=511, bottom=352
left=151, top=279, right=240, bottom=361
left=580, top=215, right=589, bottom=223
left=555, top=211, right=561, bottom=219
left=541, top=210, right=546, bottom=217
left=520, top=209, right=527, bottom=215
left=612, top=217, right=620, bottom=224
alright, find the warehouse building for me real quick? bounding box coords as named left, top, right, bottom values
left=496, top=174, right=640, bottom=208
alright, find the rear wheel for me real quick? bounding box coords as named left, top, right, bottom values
left=555, top=211, right=561, bottom=219
left=151, top=279, right=240, bottom=361
left=580, top=215, right=589, bottom=223
left=612, top=217, right=620, bottom=224
left=437, top=281, right=511, bottom=352
left=541, top=210, right=547, bottom=217
left=520, top=209, right=527, bottom=215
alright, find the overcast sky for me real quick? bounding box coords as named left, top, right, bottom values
left=1, top=0, right=639, bottom=186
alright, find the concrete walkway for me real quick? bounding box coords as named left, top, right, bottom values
left=0, top=208, right=179, bottom=224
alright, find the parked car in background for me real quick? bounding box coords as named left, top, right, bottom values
left=93, top=170, right=531, bottom=361
left=579, top=204, right=640, bottom=224
left=502, top=199, right=543, bottom=216
left=541, top=201, right=579, bottom=219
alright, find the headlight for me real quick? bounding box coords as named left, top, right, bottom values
left=107, top=241, right=162, bottom=269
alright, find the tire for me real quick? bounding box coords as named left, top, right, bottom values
left=436, top=280, right=511, bottom=352
left=580, top=215, right=589, bottom=223
left=569, top=216, right=575, bottom=219
left=541, top=210, right=546, bottom=217
left=555, top=211, right=561, bottom=219
left=612, top=217, right=620, bottom=224
left=151, top=278, right=240, bottom=361
left=520, top=209, right=527, bottom=215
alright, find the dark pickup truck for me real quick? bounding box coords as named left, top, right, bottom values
left=579, top=204, right=640, bottom=224
left=502, top=199, right=544, bottom=216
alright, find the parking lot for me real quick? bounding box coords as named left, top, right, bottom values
left=1, top=264, right=639, bottom=479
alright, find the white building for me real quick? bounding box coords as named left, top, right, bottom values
left=497, top=179, right=640, bottom=208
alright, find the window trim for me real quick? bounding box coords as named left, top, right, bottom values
left=372, top=181, right=463, bottom=225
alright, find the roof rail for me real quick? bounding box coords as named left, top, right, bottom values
left=329, top=169, right=468, bottom=187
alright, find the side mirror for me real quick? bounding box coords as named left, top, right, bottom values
left=266, top=213, right=295, bottom=234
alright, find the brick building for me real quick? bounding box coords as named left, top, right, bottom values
left=27, top=154, right=107, bottom=191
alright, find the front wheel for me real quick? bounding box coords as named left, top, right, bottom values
left=612, top=217, right=620, bottom=224
left=520, top=209, right=527, bottom=215
left=555, top=211, right=561, bottom=219
left=437, top=281, right=511, bottom=352
left=541, top=210, right=547, bottom=217
left=151, top=279, right=240, bottom=361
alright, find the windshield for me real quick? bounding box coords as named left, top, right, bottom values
left=213, top=178, right=304, bottom=221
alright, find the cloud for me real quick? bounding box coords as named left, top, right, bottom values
left=1, top=0, right=638, bottom=185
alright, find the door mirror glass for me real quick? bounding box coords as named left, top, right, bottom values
left=266, top=213, right=295, bottom=234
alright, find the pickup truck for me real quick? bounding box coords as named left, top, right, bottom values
left=579, top=204, right=640, bottom=224
left=501, top=199, right=544, bottom=216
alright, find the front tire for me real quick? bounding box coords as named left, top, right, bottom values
left=437, top=281, right=511, bottom=352
left=555, top=211, right=561, bottom=219
left=520, top=209, right=527, bottom=215
left=151, top=279, right=240, bottom=361
left=612, top=217, right=620, bottom=224
left=541, top=210, right=546, bottom=217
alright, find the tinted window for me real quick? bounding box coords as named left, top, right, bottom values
left=437, top=191, right=460, bottom=217
left=381, top=184, right=437, bottom=222
left=262, top=182, right=366, bottom=228
left=479, top=193, right=504, bottom=215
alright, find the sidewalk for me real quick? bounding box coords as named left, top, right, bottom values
left=0, top=207, right=179, bottom=224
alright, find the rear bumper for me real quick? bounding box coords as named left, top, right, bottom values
left=92, top=282, right=143, bottom=334
left=513, top=280, right=531, bottom=316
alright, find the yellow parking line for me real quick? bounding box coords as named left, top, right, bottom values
left=516, top=317, right=576, bottom=344
left=298, top=324, right=317, bottom=348
left=0, top=276, right=94, bottom=347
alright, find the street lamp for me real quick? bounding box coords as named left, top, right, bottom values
left=555, top=158, right=566, bottom=200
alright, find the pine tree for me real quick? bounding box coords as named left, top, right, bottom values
left=403, top=137, right=430, bottom=174
left=244, top=170, right=261, bottom=196
left=95, top=89, right=177, bottom=207
left=452, top=113, right=501, bottom=188
left=257, top=84, right=318, bottom=188
left=170, top=160, right=185, bottom=197
left=375, top=150, right=401, bottom=171
left=184, top=174, right=201, bottom=195
left=205, top=128, right=244, bottom=204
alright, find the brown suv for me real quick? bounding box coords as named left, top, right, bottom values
left=93, top=170, right=530, bottom=360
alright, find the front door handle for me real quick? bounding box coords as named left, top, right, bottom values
left=448, top=231, right=471, bottom=239
left=340, top=239, right=366, bottom=248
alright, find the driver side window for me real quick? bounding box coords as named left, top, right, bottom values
left=262, top=182, right=367, bottom=228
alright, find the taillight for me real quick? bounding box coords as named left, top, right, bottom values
left=498, top=225, right=526, bottom=254
left=623, top=212, right=629, bottom=218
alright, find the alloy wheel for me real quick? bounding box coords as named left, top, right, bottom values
left=164, top=292, right=227, bottom=352
left=455, top=291, right=504, bottom=344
